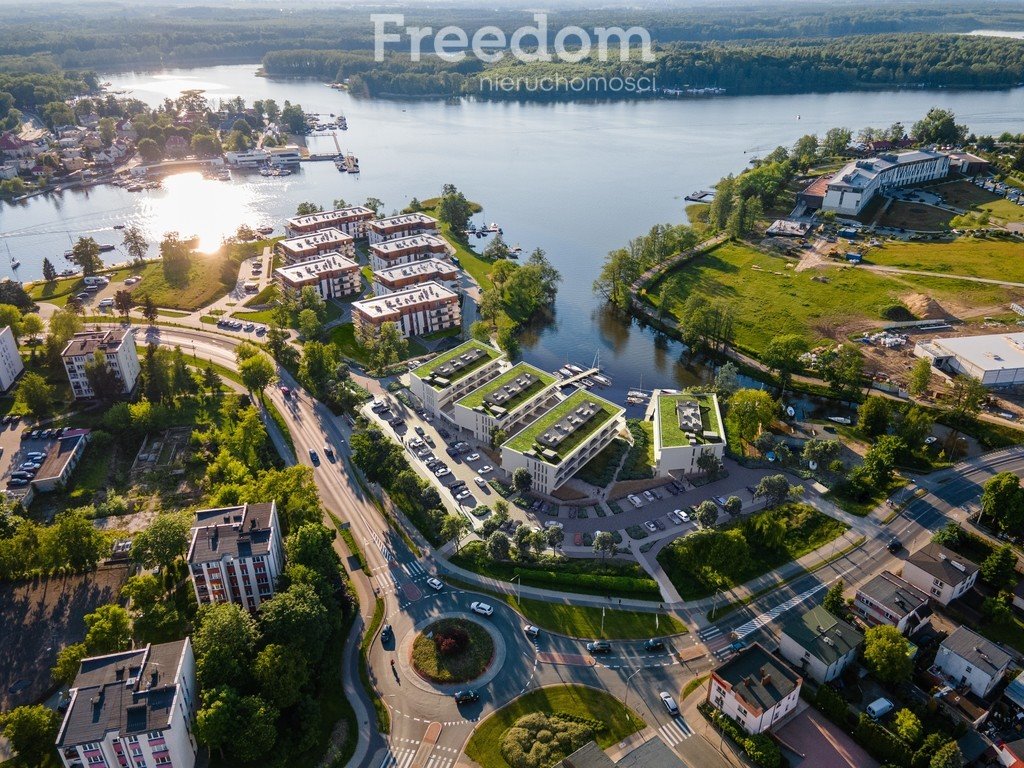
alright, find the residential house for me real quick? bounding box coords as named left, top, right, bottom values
left=452, top=362, right=560, bottom=443
left=853, top=571, right=930, bottom=634
left=275, top=252, right=361, bottom=300
left=372, top=258, right=460, bottom=296
left=900, top=543, right=978, bottom=605
left=368, top=234, right=449, bottom=271
left=61, top=329, right=141, bottom=400
left=934, top=626, right=1011, bottom=699
left=408, top=339, right=505, bottom=415
left=275, top=228, right=355, bottom=263
left=284, top=206, right=375, bottom=238
left=707, top=643, right=803, bottom=734
left=351, top=281, right=461, bottom=340
left=778, top=605, right=863, bottom=684
left=367, top=213, right=439, bottom=245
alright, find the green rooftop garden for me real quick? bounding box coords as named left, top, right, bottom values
left=505, top=390, right=623, bottom=464
left=657, top=392, right=722, bottom=448
left=456, top=363, right=556, bottom=413
left=412, top=340, right=501, bottom=388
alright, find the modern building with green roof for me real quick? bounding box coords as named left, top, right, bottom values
left=407, top=340, right=505, bottom=413
left=650, top=389, right=726, bottom=477
left=501, top=388, right=625, bottom=494
left=778, top=605, right=863, bottom=684
left=452, top=362, right=560, bottom=442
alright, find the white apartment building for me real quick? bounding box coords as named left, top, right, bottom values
left=935, top=626, right=1012, bottom=698
left=901, top=543, right=979, bottom=606
left=187, top=502, right=284, bottom=612
left=0, top=325, right=24, bottom=391
left=351, top=281, right=461, bottom=340
left=275, top=228, right=355, bottom=262
left=853, top=571, right=931, bottom=635
left=223, top=148, right=269, bottom=167
left=451, top=362, right=560, bottom=442
left=778, top=606, right=863, bottom=684
left=56, top=640, right=197, bottom=768
left=368, top=234, right=449, bottom=271
left=62, top=330, right=141, bottom=400
left=372, top=258, right=460, bottom=296
left=500, top=389, right=625, bottom=495
left=707, top=644, right=803, bottom=734
left=649, top=390, right=727, bottom=477
left=275, top=252, right=362, bottom=300
left=367, top=213, right=439, bottom=245
left=285, top=206, right=375, bottom=238
left=408, top=340, right=506, bottom=414
left=822, top=150, right=951, bottom=215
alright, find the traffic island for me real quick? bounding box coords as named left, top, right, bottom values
left=411, top=617, right=496, bottom=684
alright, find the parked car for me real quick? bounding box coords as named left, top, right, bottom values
left=454, top=690, right=479, bottom=704
left=7, top=478, right=28, bottom=487
left=455, top=489, right=471, bottom=501
left=470, top=602, right=494, bottom=617
left=643, top=490, right=656, bottom=502
left=474, top=476, right=487, bottom=487
left=866, top=698, right=894, bottom=720
left=466, top=453, right=480, bottom=462
left=18, top=462, right=40, bottom=471
left=543, top=521, right=563, bottom=530
left=415, top=426, right=425, bottom=436
left=726, top=639, right=747, bottom=654
left=586, top=640, right=611, bottom=654
left=667, top=511, right=683, bottom=525
left=435, top=467, right=451, bottom=477
left=678, top=509, right=691, bottom=523
left=478, top=465, right=493, bottom=474
left=426, top=577, right=443, bottom=591
left=10, top=471, right=32, bottom=480
left=644, top=521, right=658, bottom=532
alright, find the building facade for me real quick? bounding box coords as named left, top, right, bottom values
left=275, top=252, right=361, bottom=300
left=935, top=626, right=1012, bottom=698
left=275, top=228, right=355, bottom=262
left=451, top=362, right=560, bottom=442
left=778, top=606, right=863, bottom=684
left=901, top=543, right=978, bottom=606
left=368, top=234, right=449, bottom=271
left=408, top=340, right=506, bottom=414
left=284, top=206, right=375, bottom=238
left=821, top=150, right=951, bottom=215
left=650, top=390, right=727, bottom=477
left=62, top=330, right=141, bottom=400
left=707, top=644, right=803, bottom=734
left=372, top=258, right=460, bottom=296
left=187, top=502, right=284, bottom=611
left=56, top=640, right=197, bottom=768
left=853, top=571, right=930, bottom=634
left=351, top=282, right=461, bottom=339
left=0, top=325, right=24, bottom=391
left=367, top=213, right=439, bottom=245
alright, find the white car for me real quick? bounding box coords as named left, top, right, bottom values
left=543, top=521, right=563, bottom=530
left=470, top=601, right=494, bottom=617
left=456, top=489, right=471, bottom=501
left=478, top=465, right=493, bottom=474
left=524, top=625, right=540, bottom=639
left=435, top=467, right=451, bottom=477
left=678, top=509, right=691, bottom=523
left=660, top=691, right=679, bottom=716
left=466, top=453, right=480, bottom=462
left=474, top=476, right=486, bottom=487
left=426, top=577, right=443, bottom=591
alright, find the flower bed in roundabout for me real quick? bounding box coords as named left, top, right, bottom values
left=411, top=617, right=495, bottom=684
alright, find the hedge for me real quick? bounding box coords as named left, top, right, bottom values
left=698, top=702, right=783, bottom=768
left=852, top=713, right=911, bottom=766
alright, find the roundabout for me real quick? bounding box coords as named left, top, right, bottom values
left=411, top=617, right=495, bottom=684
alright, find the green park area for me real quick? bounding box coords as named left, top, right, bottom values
left=417, top=197, right=492, bottom=289
left=865, top=237, right=1024, bottom=283
left=646, top=241, right=1021, bottom=356
left=465, top=685, right=643, bottom=768
left=132, top=239, right=267, bottom=310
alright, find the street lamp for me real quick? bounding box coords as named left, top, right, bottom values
left=623, top=667, right=643, bottom=713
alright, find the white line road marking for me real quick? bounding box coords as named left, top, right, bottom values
left=659, top=717, right=694, bottom=746
left=379, top=747, right=415, bottom=768
left=733, top=583, right=827, bottom=639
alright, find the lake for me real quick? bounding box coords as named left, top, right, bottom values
left=3, top=64, right=1023, bottom=399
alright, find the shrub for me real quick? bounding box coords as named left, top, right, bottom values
left=500, top=713, right=594, bottom=768
left=880, top=303, right=915, bottom=321
left=853, top=713, right=912, bottom=766
left=814, top=683, right=850, bottom=725
left=435, top=626, right=469, bottom=656
left=744, top=734, right=782, bottom=768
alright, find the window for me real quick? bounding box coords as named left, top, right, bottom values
left=965, top=665, right=973, bottom=674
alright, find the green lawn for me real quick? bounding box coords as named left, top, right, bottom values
left=865, top=237, right=1024, bottom=283
left=417, top=198, right=493, bottom=289
left=826, top=476, right=908, bottom=517
left=27, top=266, right=136, bottom=306
left=575, top=437, right=629, bottom=487
left=508, top=595, right=686, bottom=639
left=465, top=685, right=643, bottom=768
left=504, top=389, right=620, bottom=458
left=411, top=618, right=494, bottom=683
left=329, top=323, right=372, bottom=365
left=877, top=201, right=953, bottom=231
left=979, top=197, right=1024, bottom=224
left=132, top=239, right=267, bottom=310
left=456, top=362, right=555, bottom=410
left=649, top=241, right=1024, bottom=356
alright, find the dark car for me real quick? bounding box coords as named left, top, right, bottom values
left=454, top=689, right=479, bottom=704
left=381, top=624, right=393, bottom=643
left=308, top=449, right=320, bottom=465
left=586, top=640, right=612, bottom=654
left=887, top=537, right=902, bottom=553
left=644, top=638, right=665, bottom=652
left=727, top=639, right=747, bottom=654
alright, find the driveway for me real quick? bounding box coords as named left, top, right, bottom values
left=775, top=707, right=878, bottom=768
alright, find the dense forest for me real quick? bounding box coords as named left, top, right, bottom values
left=0, top=1, right=1023, bottom=70
left=262, top=34, right=1024, bottom=99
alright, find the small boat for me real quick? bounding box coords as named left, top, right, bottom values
left=626, top=396, right=646, bottom=405
left=558, top=367, right=574, bottom=377
left=256, top=226, right=274, bottom=236
left=592, top=374, right=611, bottom=386
left=565, top=363, right=584, bottom=374
left=113, top=224, right=125, bottom=230
left=626, top=389, right=649, bottom=400
left=10, top=259, right=20, bottom=269
left=259, top=168, right=272, bottom=177
left=580, top=378, right=594, bottom=388
left=98, top=244, right=115, bottom=253
left=826, top=416, right=852, bottom=425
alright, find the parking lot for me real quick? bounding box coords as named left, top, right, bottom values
left=2, top=424, right=68, bottom=494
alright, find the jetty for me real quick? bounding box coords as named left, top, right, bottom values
left=684, top=190, right=715, bottom=202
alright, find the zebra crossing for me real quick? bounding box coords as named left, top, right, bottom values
left=423, top=755, right=454, bottom=768
left=403, top=561, right=426, bottom=578
left=378, top=747, right=453, bottom=768
left=658, top=717, right=695, bottom=747
left=732, top=583, right=826, bottom=639
left=371, top=533, right=395, bottom=563
left=698, top=625, right=722, bottom=642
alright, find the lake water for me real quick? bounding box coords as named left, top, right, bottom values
left=3, top=64, right=1024, bottom=398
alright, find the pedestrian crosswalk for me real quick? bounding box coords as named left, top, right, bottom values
left=732, top=583, right=826, bottom=639
left=376, top=572, right=399, bottom=591
left=379, top=747, right=453, bottom=768
left=371, top=533, right=395, bottom=563
left=659, top=717, right=694, bottom=747
left=403, top=561, right=426, bottom=577
left=424, top=755, right=454, bottom=768
left=698, top=625, right=722, bottom=642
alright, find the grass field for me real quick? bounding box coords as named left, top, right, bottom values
left=131, top=239, right=267, bottom=310
left=979, top=197, right=1024, bottom=224
left=27, top=266, right=135, bottom=306
left=865, top=237, right=1024, bottom=283
left=417, top=198, right=493, bottom=290
left=649, top=241, right=1022, bottom=355
left=465, top=685, right=643, bottom=768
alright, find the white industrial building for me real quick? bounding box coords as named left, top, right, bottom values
left=821, top=150, right=951, bottom=215
left=915, top=332, right=1024, bottom=388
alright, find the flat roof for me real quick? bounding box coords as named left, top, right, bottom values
left=504, top=388, right=622, bottom=464
left=369, top=212, right=438, bottom=229
left=657, top=391, right=722, bottom=447
left=275, top=252, right=359, bottom=282
left=456, top=362, right=556, bottom=414
left=413, top=339, right=502, bottom=387
left=781, top=605, right=863, bottom=668
left=374, top=258, right=458, bottom=283
left=369, top=234, right=448, bottom=255
left=286, top=206, right=374, bottom=228
left=278, top=227, right=352, bottom=253
left=928, top=332, right=1024, bottom=374
left=351, top=281, right=458, bottom=318
left=61, top=329, right=129, bottom=359
left=33, top=430, right=89, bottom=484
left=713, top=643, right=801, bottom=712
left=829, top=150, right=947, bottom=191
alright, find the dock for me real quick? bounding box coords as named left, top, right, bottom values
left=684, top=190, right=715, bottom=202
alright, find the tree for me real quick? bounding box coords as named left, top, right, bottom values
left=18, top=313, right=42, bottom=339
left=593, top=530, right=616, bottom=559
left=364, top=196, right=384, bottom=215
left=42, top=257, right=57, bottom=283
left=714, top=362, right=740, bottom=398
left=822, top=126, right=852, bottom=156
left=113, top=289, right=134, bottom=318
left=724, top=496, right=742, bottom=516
left=513, top=523, right=533, bottom=559
left=486, top=530, right=511, bottom=561
left=295, top=201, right=322, bottom=216
left=239, top=353, right=275, bottom=397
left=358, top=321, right=407, bottom=375
left=753, top=474, right=801, bottom=508
left=142, top=294, right=158, bottom=323
left=763, top=334, right=808, bottom=393
left=84, top=350, right=122, bottom=401
left=440, top=514, right=470, bottom=553
left=932, top=522, right=964, bottom=548
left=857, top=395, right=890, bottom=438
left=192, top=603, right=259, bottom=689
left=48, top=307, right=83, bottom=345
left=863, top=624, right=912, bottom=684
left=254, top=643, right=309, bottom=709
left=0, top=705, right=60, bottom=767
left=819, top=344, right=863, bottom=400
left=980, top=545, right=1018, bottom=589
left=15, top=372, right=53, bottom=418
left=912, top=108, right=967, bottom=145
left=298, top=308, right=321, bottom=340
left=438, top=184, right=472, bottom=231
left=929, top=742, right=964, bottom=768
left=137, top=137, right=162, bottom=162
left=802, top=438, right=840, bottom=468
left=512, top=466, right=533, bottom=494
left=84, top=604, right=133, bottom=654
left=859, top=435, right=904, bottom=486
left=122, top=226, right=148, bottom=265
left=943, top=375, right=986, bottom=421
left=893, top=708, right=922, bottom=747
left=694, top=500, right=719, bottom=528
left=546, top=526, right=565, bottom=551
left=908, top=357, right=932, bottom=398
left=980, top=472, right=1024, bottom=534
left=913, top=734, right=952, bottom=768
left=483, top=233, right=511, bottom=260
left=52, top=642, right=88, bottom=685
left=729, top=388, right=777, bottom=443
left=823, top=579, right=846, bottom=617
left=132, top=512, right=191, bottom=570
left=259, top=582, right=331, bottom=661
left=70, top=236, right=103, bottom=275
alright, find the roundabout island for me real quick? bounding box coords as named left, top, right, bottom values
left=412, top=617, right=496, bottom=684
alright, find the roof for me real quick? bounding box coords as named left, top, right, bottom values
left=656, top=391, right=723, bottom=448
left=503, top=388, right=623, bottom=464
left=713, top=643, right=802, bottom=713
left=0, top=132, right=30, bottom=151
left=374, top=258, right=458, bottom=285
left=278, top=227, right=353, bottom=255
left=456, top=362, right=556, bottom=414
left=57, top=640, right=188, bottom=747
left=781, top=605, right=863, bottom=668
left=615, top=738, right=687, bottom=768
left=413, top=340, right=503, bottom=389
left=799, top=174, right=834, bottom=200
left=857, top=571, right=929, bottom=618
left=275, top=252, right=359, bottom=283
left=33, top=431, right=89, bottom=485
left=939, top=625, right=1012, bottom=675
left=61, top=329, right=129, bottom=359
left=368, top=212, right=438, bottom=231
left=369, top=233, right=448, bottom=256
left=286, top=206, right=374, bottom=229
left=187, top=502, right=277, bottom=564
left=351, top=281, right=458, bottom=319
left=905, top=542, right=979, bottom=587
left=926, top=333, right=1024, bottom=375
left=1005, top=670, right=1024, bottom=710
left=557, top=742, right=615, bottom=768
left=828, top=150, right=947, bottom=191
